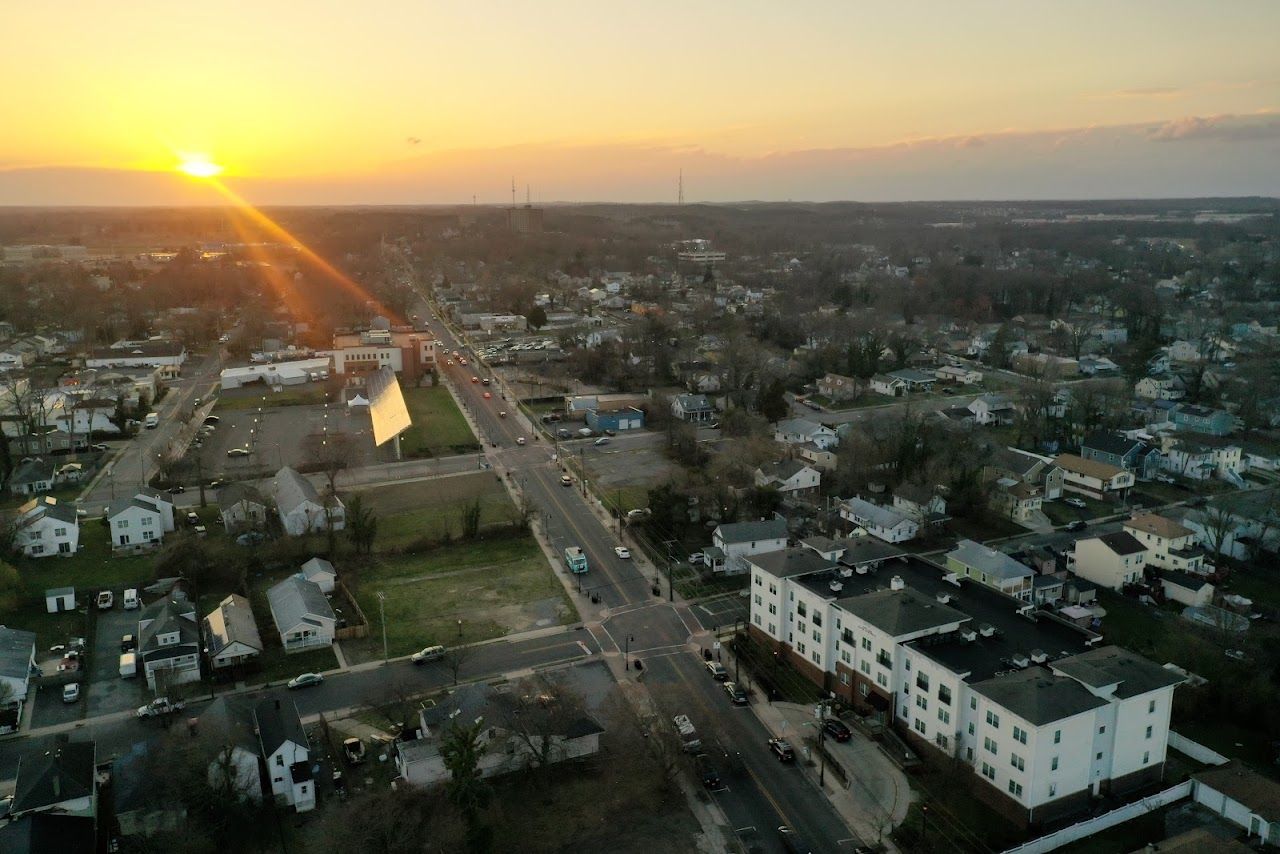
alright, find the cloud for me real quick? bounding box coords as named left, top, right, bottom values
left=1148, top=113, right=1280, bottom=142
left=1086, top=86, right=1184, bottom=100
left=406, top=137, right=422, bottom=145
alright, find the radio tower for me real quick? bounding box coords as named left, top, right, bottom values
left=678, top=169, right=684, bottom=205
left=510, top=177, right=516, bottom=207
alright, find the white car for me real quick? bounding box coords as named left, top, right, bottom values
left=1064, top=497, right=1088, bottom=509
left=96, top=591, right=114, bottom=610
left=614, top=546, right=631, bottom=559
left=516, top=437, right=526, bottom=446
left=62, top=683, right=80, bottom=703
left=287, top=672, right=324, bottom=690
left=594, top=437, right=610, bottom=446
left=226, top=448, right=251, bottom=458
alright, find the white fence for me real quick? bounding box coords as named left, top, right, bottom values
left=1168, top=731, right=1230, bottom=766
left=1000, top=781, right=1193, bottom=854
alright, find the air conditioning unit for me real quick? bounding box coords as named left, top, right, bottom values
left=979, top=623, right=996, bottom=637
left=1030, top=649, right=1047, bottom=664
left=1010, top=653, right=1030, bottom=669
left=829, top=581, right=844, bottom=593
left=890, top=576, right=905, bottom=591
left=959, top=629, right=977, bottom=642
left=936, top=592, right=952, bottom=605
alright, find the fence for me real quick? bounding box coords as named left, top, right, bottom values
left=999, top=781, right=1192, bottom=854
left=333, top=579, right=370, bottom=640
left=1168, top=731, right=1230, bottom=766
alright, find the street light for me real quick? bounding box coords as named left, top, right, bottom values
left=376, top=591, right=388, bottom=662
left=624, top=634, right=635, bottom=671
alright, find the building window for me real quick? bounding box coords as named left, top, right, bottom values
left=916, top=673, right=929, bottom=692
left=859, top=683, right=869, bottom=697
left=811, top=651, right=820, bottom=665
left=755, top=574, right=762, bottom=586
left=981, top=762, right=995, bottom=781
left=861, top=637, right=871, bottom=651
left=840, top=672, right=850, bottom=685
left=876, top=672, right=887, bottom=688
left=797, top=601, right=806, bottom=617
left=1012, top=726, right=1027, bottom=745
left=914, top=719, right=926, bottom=734
left=842, top=629, right=854, bottom=646
left=1148, top=699, right=1156, bottom=714
left=984, top=737, right=997, bottom=755
left=915, top=695, right=928, bottom=711
left=754, top=615, right=762, bottom=626
left=986, top=710, right=1000, bottom=728
left=768, top=623, right=776, bottom=635
left=860, top=660, right=870, bottom=675
left=938, top=685, right=951, bottom=706
left=1099, top=725, right=1106, bottom=734
left=841, top=650, right=851, bottom=664
left=937, top=709, right=950, bottom=725
left=754, top=594, right=762, bottom=606
left=1049, top=783, right=1057, bottom=797
left=1054, top=730, right=1061, bottom=744
left=797, top=642, right=806, bottom=654
left=1008, top=781, right=1023, bottom=799
left=1096, top=752, right=1103, bottom=761
left=970, top=696, right=978, bottom=711
left=1010, top=753, right=1025, bottom=772
left=812, top=613, right=822, bottom=628
left=1145, top=725, right=1153, bottom=739
left=967, top=722, right=974, bottom=736
left=1143, top=751, right=1150, bottom=765
left=769, top=604, right=777, bottom=615
left=935, top=734, right=949, bottom=750
left=1051, top=756, right=1058, bottom=771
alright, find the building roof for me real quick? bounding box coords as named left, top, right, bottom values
left=1125, top=513, right=1193, bottom=540
left=1160, top=569, right=1213, bottom=592
left=1051, top=646, right=1184, bottom=699
left=970, top=393, right=1014, bottom=411
left=203, top=594, right=263, bottom=657
left=757, top=459, right=811, bottom=482
left=138, top=596, right=198, bottom=656
left=9, top=458, right=54, bottom=485
left=775, top=418, right=830, bottom=438
left=17, top=496, right=78, bottom=526
left=195, top=695, right=259, bottom=752
left=106, top=496, right=161, bottom=521
left=254, top=697, right=308, bottom=757
left=947, top=540, right=1034, bottom=583
left=1194, top=762, right=1280, bottom=823
left=0, top=625, right=36, bottom=682
left=843, top=497, right=912, bottom=531
left=217, top=483, right=267, bottom=511
left=715, top=517, right=787, bottom=546
left=836, top=538, right=907, bottom=566
left=1082, top=431, right=1142, bottom=457
left=986, top=446, right=1044, bottom=477
left=1096, top=531, right=1147, bottom=557
left=748, top=547, right=837, bottom=580
left=1054, top=453, right=1125, bottom=481
left=971, top=667, right=1108, bottom=727
left=272, top=466, right=322, bottom=514
left=12, top=740, right=95, bottom=814
left=301, top=556, right=336, bottom=581
left=888, top=369, right=935, bottom=383
left=266, top=574, right=334, bottom=631
left=837, top=587, right=969, bottom=638
left=673, top=393, right=712, bottom=411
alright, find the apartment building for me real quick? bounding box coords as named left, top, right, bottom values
left=1123, top=513, right=1210, bottom=575
left=746, top=551, right=1179, bottom=826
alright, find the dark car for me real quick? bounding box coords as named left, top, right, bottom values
left=723, top=681, right=748, bottom=705
left=695, top=753, right=720, bottom=789
left=821, top=718, right=852, bottom=742
left=167, top=485, right=186, bottom=495
left=769, top=738, right=795, bottom=762
left=1064, top=520, right=1087, bottom=532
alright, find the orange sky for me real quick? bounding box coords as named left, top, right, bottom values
left=2, top=1, right=1278, bottom=202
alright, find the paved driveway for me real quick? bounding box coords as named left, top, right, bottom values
left=87, top=598, right=149, bottom=717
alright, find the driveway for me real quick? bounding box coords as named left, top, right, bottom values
left=87, top=597, right=148, bottom=717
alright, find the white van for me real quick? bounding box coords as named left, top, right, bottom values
left=123, top=588, right=139, bottom=610
left=119, top=652, right=137, bottom=679
left=143, top=412, right=159, bottom=429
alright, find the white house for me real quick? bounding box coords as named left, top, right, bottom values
left=711, top=517, right=789, bottom=575
left=754, top=460, right=821, bottom=498
left=1123, top=513, right=1210, bottom=575
left=1070, top=532, right=1148, bottom=590
left=839, top=497, right=919, bottom=543
left=671, top=393, right=715, bottom=423
left=218, top=484, right=270, bottom=534
left=1158, top=571, right=1214, bottom=608
left=968, top=394, right=1016, bottom=426
left=773, top=418, right=838, bottom=450
left=107, top=493, right=171, bottom=552
left=945, top=540, right=1035, bottom=602
left=0, top=626, right=37, bottom=724
left=266, top=575, right=336, bottom=652
left=299, top=557, right=337, bottom=594
left=1134, top=375, right=1185, bottom=401
left=936, top=365, right=982, bottom=385
left=203, top=594, right=264, bottom=671
left=9, top=740, right=97, bottom=824
left=255, top=698, right=315, bottom=812
left=137, top=594, right=202, bottom=691
left=870, top=374, right=907, bottom=397
left=194, top=696, right=269, bottom=803
left=11, top=496, right=79, bottom=558
left=272, top=466, right=344, bottom=537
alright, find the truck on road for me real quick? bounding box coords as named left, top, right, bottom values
left=143, top=412, right=159, bottom=429
left=564, top=546, right=588, bottom=574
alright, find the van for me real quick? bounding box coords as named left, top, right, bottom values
left=123, top=588, right=139, bottom=610
left=143, top=412, right=159, bottom=429
left=119, top=652, right=137, bottom=679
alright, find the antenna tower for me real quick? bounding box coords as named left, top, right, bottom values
left=678, top=169, right=684, bottom=205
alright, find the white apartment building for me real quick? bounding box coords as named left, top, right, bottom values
left=1123, top=513, right=1210, bottom=575
left=746, top=550, right=1179, bottom=826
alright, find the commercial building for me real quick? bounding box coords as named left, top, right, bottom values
left=219, top=358, right=332, bottom=390
left=321, top=327, right=436, bottom=384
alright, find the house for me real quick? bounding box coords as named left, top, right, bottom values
left=1077, top=356, right=1121, bottom=376
left=111, top=742, right=188, bottom=840
left=891, top=482, right=948, bottom=526
left=256, top=698, right=315, bottom=812
left=1070, top=531, right=1148, bottom=590
left=11, top=496, right=79, bottom=558
left=1123, top=513, right=1210, bottom=575
left=137, top=593, right=201, bottom=691
left=888, top=369, right=936, bottom=393
left=1159, top=434, right=1243, bottom=483
left=985, top=447, right=1064, bottom=501
left=711, top=517, right=789, bottom=575
left=1170, top=403, right=1234, bottom=437
left=396, top=682, right=604, bottom=786
left=968, top=394, right=1016, bottom=426
left=0, top=626, right=36, bottom=730
left=935, top=365, right=982, bottom=385
left=754, top=460, right=821, bottom=498
left=990, top=478, right=1044, bottom=523
left=1192, top=762, right=1280, bottom=846
left=203, top=594, right=264, bottom=671
left=870, top=373, right=907, bottom=397
left=272, top=466, right=345, bottom=536
left=1159, top=570, right=1214, bottom=608
left=838, top=497, right=919, bottom=543
left=945, top=540, right=1034, bottom=601
left=3, top=740, right=97, bottom=850
left=773, top=418, right=838, bottom=450
left=816, top=373, right=861, bottom=402
left=1080, top=432, right=1161, bottom=481
left=44, top=587, right=74, bottom=613
left=7, top=458, right=55, bottom=495
left=107, top=494, right=168, bottom=552
left=192, top=695, right=265, bottom=801
left=796, top=441, right=838, bottom=472
left=585, top=406, right=645, bottom=433
left=671, top=393, right=715, bottom=423
left=1054, top=454, right=1134, bottom=501
left=266, top=575, right=336, bottom=652
left=1135, top=374, right=1186, bottom=401
left=218, top=484, right=269, bottom=533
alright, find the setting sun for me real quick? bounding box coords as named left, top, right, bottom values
left=177, top=156, right=222, bottom=179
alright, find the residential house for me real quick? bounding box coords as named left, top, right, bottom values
left=272, top=466, right=345, bottom=536
left=1070, top=532, right=1148, bottom=590
left=838, top=497, right=919, bottom=543
left=266, top=575, right=336, bottom=652
left=396, top=682, right=604, bottom=786
left=11, top=496, right=79, bottom=557
left=0, top=626, right=36, bottom=731
left=1170, top=403, right=1235, bottom=437
left=1134, top=375, right=1186, bottom=401
left=891, top=482, right=948, bottom=526
left=218, top=484, right=270, bottom=534
left=203, top=594, right=264, bottom=671
left=816, top=373, right=861, bottom=402
left=1123, top=514, right=1210, bottom=575
left=1, top=740, right=97, bottom=851
left=888, top=369, right=936, bottom=393
left=796, top=442, right=838, bottom=472
left=107, top=493, right=168, bottom=552
left=935, top=365, right=983, bottom=385
left=256, top=698, right=315, bottom=812
left=945, top=540, right=1035, bottom=602
left=1159, top=433, right=1243, bottom=483
left=137, top=593, right=201, bottom=691
left=711, top=517, right=789, bottom=575
left=298, top=557, right=336, bottom=594
left=1192, top=762, right=1280, bottom=846
left=1054, top=454, right=1134, bottom=501
left=968, top=394, right=1017, bottom=426
left=870, top=373, right=907, bottom=397
left=111, top=742, right=188, bottom=840
left=1077, top=356, right=1121, bottom=376
left=754, top=460, right=821, bottom=499
left=192, top=696, right=264, bottom=802
left=773, top=418, right=838, bottom=451
left=991, top=478, right=1044, bottom=523
left=1159, top=571, right=1214, bottom=608
left=1181, top=496, right=1280, bottom=561
left=984, top=447, right=1064, bottom=501
left=1080, top=432, right=1161, bottom=481
left=671, top=393, right=715, bottom=423
left=7, top=457, right=55, bottom=495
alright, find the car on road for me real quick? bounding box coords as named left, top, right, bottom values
left=593, top=437, right=609, bottom=446
left=470, top=376, right=479, bottom=383
left=768, top=737, right=795, bottom=762
left=821, top=718, right=852, bottom=742
left=411, top=645, right=446, bottom=664
left=91, top=443, right=109, bottom=453
left=226, top=447, right=251, bottom=457
left=136, top=697, right=185, bottom=718
left=97, top=591, right=114, bottom=610
left=722, top=681, right=748, bottom=705
left=613, top=546, right=630, bottom=559
left=459, top=358, right=467, bottom=365
left=287, top=672, right=324, bottom=690
left=1064, top=497, right=1087, bottom=509
left=516, top=437, right=526, bottom=446
left=203, top=414, right=220, bottom=424
left=481, top=378, right=491, bottom=386
left=446, top=359, right=454, bottom=366
left=604, top=429, right=616, bottom=437
left=168, top=485, right=186, bottom=495
left=62, top=683, right=80, bottom=703
left=120, top=634, right=136, bottom=652
left=1064, top=520, right=1087, bottom=532
left=695, top=753, right=720, bottom=789
left=499, top=410, right=506, bottom=418
left=560, top=474, right=572, bottom=487
left=343, top=737, right=366, bottom=764
left=705, top=661, right=728, bottom=681
left=626, top=508, right=651, bottom=521
left=482, top=391, right=492, bottom=399
left=688, top=552, right=707, bottom=566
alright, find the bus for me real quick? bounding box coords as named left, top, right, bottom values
left=564, top=546, right=588, bottom=574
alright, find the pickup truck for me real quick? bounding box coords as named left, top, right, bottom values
left=137, top=697, right=186, bottom=718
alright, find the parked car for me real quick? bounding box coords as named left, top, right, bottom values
left=1064, top=520, right=1087, bottom=532
left=821, top=718, right=852, bottom=742
left=136, top=697, right=185, bottom=718
left=481, top=378, right=491, bottom=386
left=499, top=411, right=507, bottom=418
left=1225, top=649, right=1248, bottom=661
left=90, top=443, right=109, bottom=453
left=226, top=448, right=250, bottom=458
left=626, top=508, right=651, bottom=521
left=123, top=588, right=139, bottom=610
left=482, top=392, right=492, bottom=400
left=516, top=437, right=526, bottom=446
left=411, top=645, right=446, bottom=664
left=287, top=672, right=324, bottom=690
left=1064, top=497, right=1087, bottom=509
left=614, top=546, right=631, bottom=559
left=768, top=738, right=795, bottom=762
left=97, top=591, right=114, bottom=610
left=604, top=429, right=617, bottom=437
left=168, top=485, right=186, bottom=495
left=236, top=531, right=266, bottom=546
left=695, top=753, right=720, bottom=789
left=705, top=661, right=728, bottom=681
left=688, top=553, right=707, bottom=566
left=186, top=511, right=201, bottom=526
left=62, top=683, right=80, bottom=703
left=723, top=681, right=748, bottom=705
left=470, top=376, right=479, bottom=384
left=120, top=634, right=136, bottom=652
left=560, top=474, right=572, bottom=487
left=343, top=737, right=366, bottom=764
left=593, top=437, right=610, bottom=446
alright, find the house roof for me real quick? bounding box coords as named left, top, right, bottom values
left=106, top=496, right=161, bottom=521
left=266, top=575, right=334, bottom=631
left=301, top=557, right=336, bottom=581
left=843, top=497, right=912, bottom=530
left=836, top=538, right=907, bottom=566
left=1160, top=569, right=1213, bottom=593
left=1194, top=762, right=1280, bottom=823
left=837, top=587, right=968, bottom=638
left=195, top=695, right=259, bottom=752
left=947, top=540, right=1034, bottom=582
left=1082, top=431, right=1142, bottom=457
left=715, top=517, right=787, bottom=545
left=970, top=393, right=1014, bottom=411
left=137, top=596, right=198, bottom=656
left=0, top=625, right=36, bottom=682
left=272, top=466, right=322, bottom=515
left=217, top=483, right=267, bottom=511
left=888, top=369, right=934, bottom=383
left=747, top=547, right=837, bottom=580
left=673, top=393, right=712, bottom=411
left=757, top=459, right=811, bottom=482
left=203, top=594, right=263, bottom=657
left=17, top=496, right=78, bottom=526
left=1051, top=646, right=1184, bottom=699
left=894, top=481, right=938, bottom=506
left=1054, top=453, right=1125, bottom=481
left=971, top=667, right=1107, bottom=727
left=1096, top=531, right=1147, bottom=557
left=12, top=740, right=95, bottom=813
left=775, top=418, right=830, bottom=439
left=254, top=698, right=308, bottom=757
left=1125, top=513, right=1193, bottom=540
left=9, top=458, right=54, bottom=485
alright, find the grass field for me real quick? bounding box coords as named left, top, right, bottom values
left=400, top=386, right=479, bottom=457
left=343, top=534, right=574, bottom=663
left=349, top=473, right=518, bottom=549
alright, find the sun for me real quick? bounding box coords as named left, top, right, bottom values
left=177, top=156, right=223, bottom=178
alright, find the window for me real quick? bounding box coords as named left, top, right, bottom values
left=876, top=672, right=887, bottom=688
left=1010, top=753, right=1025, bottom=772
left=769, top=604, right=777, bottom=615
left=859, top=683, right=869, bottom=697
left=876, top=650, right=892, bottom=669
left=842, top=629, right=854, bottom=646
left=1143, top=751, right=1150, bottom=765
left=54, top=527, right=66, bottom=537
left=755, top=574, right=762, bottom=586
left=798, top=642, right=806, bottom=655
left=938, top=685, right=952, bottom=706
left=811, top=651, right=820, bottom=665
left=1148, top=699, right=1156, bottom=714
left=1098, top=725, right=1106, bottom=734
left=1051, top=756, right=1058, bottom=771
left=937, top=709, right=950, bottom=725
left=754, top=594, right=762, bottom=606
left=1054, top=729, right=1061, bottom=744
left=984, top=737, right=997, bottom=755
left=860, top=660, right=870, bottom=675
left=986, top=710, right=1000, bottom=728
left=1012, top=726, right=1027, bottom=745
left=813, top=630, right=821, bottom=644
left=141, top=517, right=152, bottom=527
left=118, top=519, right=129, bottom=529
left=276, top=756, right=284, bottom=766
left=1145, top=725, right=1153, bottom=739
left=840, top=672, right=850, bottom=685
left=914, top=719, right=926, bottom=734
left=813, top=613, right=822, bottom=627
left=835, top=617, right=842, bottom=629
left=841, top=650, right=851, bottom=664
left=1048, top=783, right=1057, bottom=797
left=916, top=673, right=929, bottom=691
left=970, top=697, right=978, bottom=711
left=981, top=763, right=995, bottom=781
left=769, top=583, right=777, bottom=594
left=967, top=722, right=975, bottom=736
left=861, top=637, right=871, bottom=651
left=915, top=695, right=928, bottom=711
left=1008, top=781, right=1023, bottom=799
left=768, top=623, right=776, bottom=635
left=754, top=614, right=762, bottom=627
left=935, top=734, right=949, bottom=750
left=797, top=601, right=807, bottom=617
left=1096, top=752, right=1103, bottom=761
left=797, top=622, right=806, bottom=634
left=904, top=658, right=912, bottom=671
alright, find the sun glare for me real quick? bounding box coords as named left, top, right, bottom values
left=177, top=156, right=222, bottom=178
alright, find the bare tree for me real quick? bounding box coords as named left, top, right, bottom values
left=442, top=642, right=476, bottom=686
left=490, top=677, right=593, bottom=770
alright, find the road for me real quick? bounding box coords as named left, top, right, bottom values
left=429, top=310, right=860, bottom=851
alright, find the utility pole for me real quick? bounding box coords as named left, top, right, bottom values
left=624, top=634, right=634, bottom=671
left=376, top=591, right=388, bottom=662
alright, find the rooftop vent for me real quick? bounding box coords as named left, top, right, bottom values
left=1010, top=653, right=1030, bottom=669
left=855, top=565, right=869, bottom=575
left=829, top=581, right=844, bottom=594
left=1030, top=649, right=1047, bottom=664
left=959, top=628, right=977, bottom=642
left=936, top=592, right=952, bottom=605
left=979, top=623, right=996, bottom=638
left=839, top=567, right=853, bottom=578
left=890, top=576, right=905, bottom=592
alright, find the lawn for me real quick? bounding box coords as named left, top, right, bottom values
left=245, top=568, right=340, bottom=684
left=348, top=473, right=518, bottom=549
left=400, top=386, right=479, bottom=457
left=1042, top=495, right=1113, bottom=526
left=342, top=534, right=574, bottom=663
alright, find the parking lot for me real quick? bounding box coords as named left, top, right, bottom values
left=87, top=593, right=149, bottom=718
